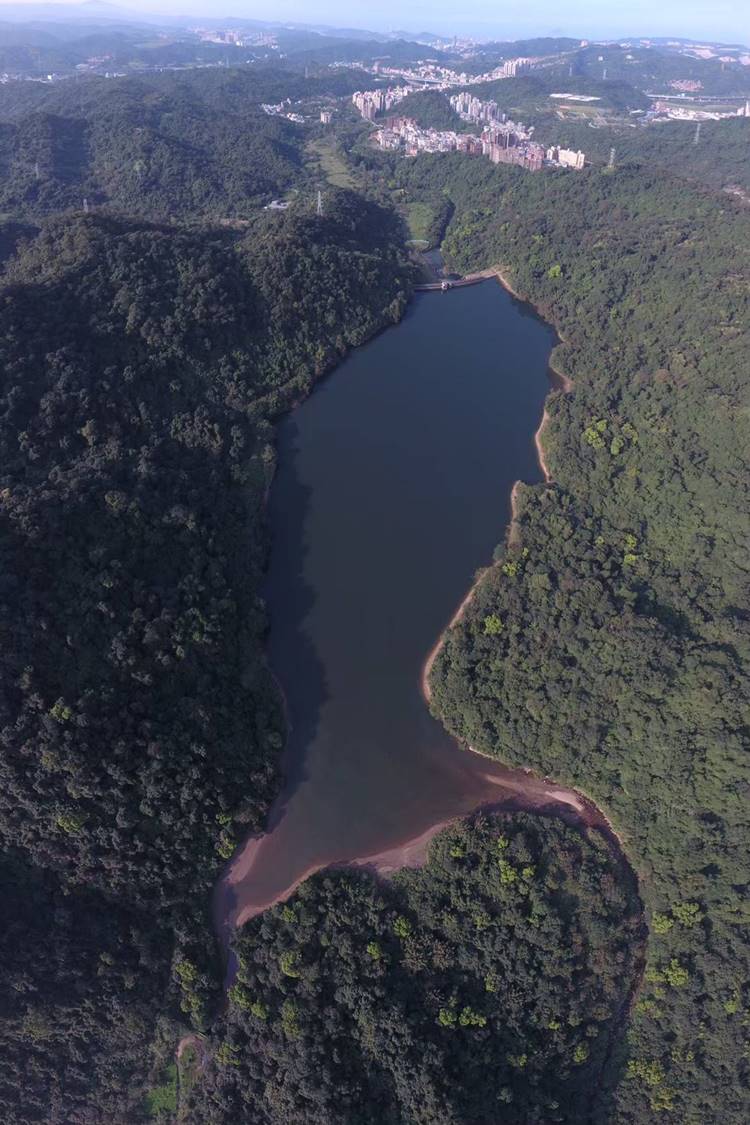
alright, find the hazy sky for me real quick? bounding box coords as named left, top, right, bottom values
left=235, top=1, right=749, bottom=45
left=96, top=0, right=747, bottom=45
left=1, top=0, right=748, bottom=45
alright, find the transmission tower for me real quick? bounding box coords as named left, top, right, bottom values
left=602, top=66, right=607, bottom=80
left=33, top=160, right=40, bottom=180
left=316, top=190, right=323, bottom=217
left=607, top=147, right=616, bottom=169
left=693, top=122, right=702, bottom=146
left=83, top=197, right=89, bottom=214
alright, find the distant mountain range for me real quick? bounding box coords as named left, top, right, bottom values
left=0, top=2, right=423, bottom=38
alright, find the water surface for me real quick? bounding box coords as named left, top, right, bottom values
left=218, top=281, right=560, bottom=933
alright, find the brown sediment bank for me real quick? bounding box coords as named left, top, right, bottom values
left=420, top=576, right=485, bottom=703
left=217, top=754, right=623, bottom=939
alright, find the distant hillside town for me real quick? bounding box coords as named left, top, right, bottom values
left=356, top=90, right=586, bottom=173
left=338, top=57, right=531, bottom=92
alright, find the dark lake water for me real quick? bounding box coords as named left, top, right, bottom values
left=218, top=280, right=559, bottom=935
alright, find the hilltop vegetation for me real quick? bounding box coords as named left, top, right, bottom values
left=188, top=812, right=643, bottom=1124
left=0, top=192, right=413, bottom=1122
left=387, top=153, right=750, bottom=1120
left=389, top=89, right=471, bottom=132
left=0, top=67, right=365, bottom=220
left=535, top=115, right=750, bottom=191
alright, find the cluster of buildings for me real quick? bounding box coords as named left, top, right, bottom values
left=375, top=114, right=585, bottom=174
left=376, top=117, right=482, bottom=156
left=346, top=56, right=533, bottom=100
left=476, top=58, right=531, bottom=81
left=669, top=79, right=703, bottom=92
left=545, top=145, right=587, bottom=169
left=650, top=99, right=750, bottom=122
left=350, top=55, right=536, bottom=123
left=261, top=100, right=305, bottom=123
left=449, top=91, right=503, bottom=124
left=352, top=86, right=411, bottom=120
left=193, top=27, right=278, bottom=48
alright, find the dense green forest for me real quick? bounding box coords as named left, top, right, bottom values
left=1, top=50, right=749, bottom=1124
left=465, top=73, right=650, bottom=114
left=385, top=153, right=750, bottom=1119
left=534, top=116, right=750, bottom=191
left=188, top=812, right=643, bottom=1124
left=0, top=66, right=365, bottom=220
left=0, top=192, right=413, bottom=1122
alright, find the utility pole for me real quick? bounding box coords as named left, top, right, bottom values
left=33, top=160, right=39, bottom=180
left=83, top=197, right=89, bottom=213
left=316, top=190, right=323, bottom=217
left=607, top=146, right=616, bottom=170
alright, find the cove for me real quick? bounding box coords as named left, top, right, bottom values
left=217, top=279, right=582, bottom=944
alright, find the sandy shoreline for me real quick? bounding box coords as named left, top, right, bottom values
left=421, top=575, right=485, bottom=703
left=224, top=757, right=629, bottom=936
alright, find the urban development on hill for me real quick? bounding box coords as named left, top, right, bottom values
left=0, top=1, right=748, bottom=1123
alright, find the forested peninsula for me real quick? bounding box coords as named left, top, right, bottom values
left=188, top=812, right=642, bottom=1123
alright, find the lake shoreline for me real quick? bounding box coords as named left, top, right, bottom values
left=214, top=268, right=638, bottom=976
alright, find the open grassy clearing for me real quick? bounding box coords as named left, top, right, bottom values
left=405, top=200, right=438, bottom=243
left=305, top=137, right=357, bottom=189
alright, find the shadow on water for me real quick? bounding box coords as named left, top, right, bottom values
left=262, top=418, right=329, bottom=800
left=214, top=282, right=633, bottom=971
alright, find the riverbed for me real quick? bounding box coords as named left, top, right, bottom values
left=216, top=280, right=576, bottom=939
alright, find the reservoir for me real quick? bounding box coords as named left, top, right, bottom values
left=217, top=279, right=562, bottom=938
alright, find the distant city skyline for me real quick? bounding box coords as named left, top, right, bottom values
left=0, top=0, right=748, bottom=46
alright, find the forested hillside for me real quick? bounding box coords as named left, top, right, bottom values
left=188, top=812, right=643, bottom=1124
left=536, top=116, right=750, bottom=192
left=394, top=154, right=750, bottom=1119
left=0, top=192, right=413, bottom=1122
left=1, top=46, right=748, bottom=1125
left=0, top=67, right=364, bottom=220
